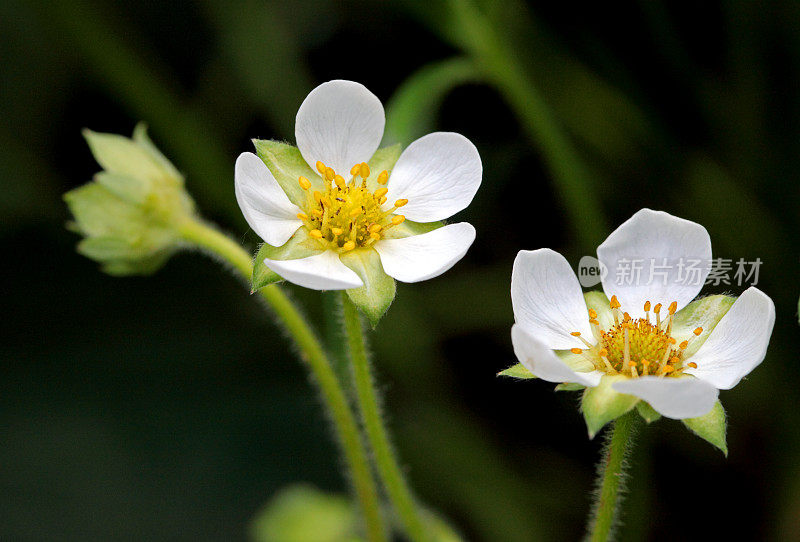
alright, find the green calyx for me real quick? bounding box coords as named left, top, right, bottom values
left=582, top=375, right=640, bottom=438
left=64, top=124, right=196, bottom=275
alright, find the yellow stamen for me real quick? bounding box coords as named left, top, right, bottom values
left=570, top=332, right=581, bottom=337
left=693, top=327, right=703, bottom=336
left=297, top=212, right=308, bottom=221
left=668, top=301, right=678, bottom=315
left=324, top=167, right=335, bottom=182
left=309, top=229, right=323, bottom=239
left=679, top=341, right=689, bottom=350
left=391, top=215, right=405, bottom=225
left=394, top=198, right=409, bottom=207
left=299, top=176, right=311, bottom=190
left=571, top=348, right=583, bottom=355
left=687, top=362, right=698, bottom=369
left=588, top=309, right=598, bottom=319
left=334, top=174, right=346, bottom=188
left=350, top=164, right=360, bottom=176
left=359, top=162, right=370, bottom=179
left=370, top=232, right=381, bottom=241
left=331, top=227, right=343, bottom=236
left=610, top=295, right=621, bottom=309
left=312, top=209, right=324, bottom=218
left=342, top=241, right=356, bottom=251
left=377, top=170, right=389, bottom=184
left=349, top=208, right=362, bottom=218
left=316, top=161, right=326, bottom=174
left=374, top=187, right=388, bottom=198
left=369, top=224, right=382, bottom=233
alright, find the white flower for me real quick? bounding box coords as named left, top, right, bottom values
left=235, top=80, right=481, bottom=291
left=510, top=209, right=775, bottom=420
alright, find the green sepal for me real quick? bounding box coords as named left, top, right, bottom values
left=132, top=123, right=182, bottom=180
left=251, top=231, right=323, bottom=292
left=386, top=217, right=444, bottom=240
left=252, top=139, right=321, bottom=208
left=83, top=127, right=173, bottom=185
left=249, top=484, right=357, bottom=542
left=582, top=375, right=640, bottom=438
left=683, top=400, right=728, bottom=456
left=497, top=362, right=537, bottom=379
left=636, top=401, right=662, bottom=424
left=555, top=382, right=585, bottom=392
left=340, top=248, right=396, bottom=327
left=672, top=295, right=736, bottom=357
left=363, top=143, right=402, bottom=191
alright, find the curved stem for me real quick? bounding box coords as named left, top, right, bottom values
left=587, top=411, right=638, bottom=542
left=340, top=294, right=430, bottom=542
left=178, top=218, right=387, bottom=542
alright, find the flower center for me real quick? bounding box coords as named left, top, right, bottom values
left=570, top=296, right=703, bottom=378
left=294, top=161, right=408, bottom=252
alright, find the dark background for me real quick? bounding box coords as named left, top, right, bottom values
left=2, top=0, right=799, bottom=540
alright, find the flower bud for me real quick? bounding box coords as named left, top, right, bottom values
left=63, top=124, right=196, bottom=275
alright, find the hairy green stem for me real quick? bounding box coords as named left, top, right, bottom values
left=178, top=218, right=387, bottom=542
left=587, top=412, right=638, bottom=542
left=340, top=294, right=430, bottom=542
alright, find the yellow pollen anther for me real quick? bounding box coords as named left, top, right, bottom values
left=668, top=338, right=676, bottom=344
left=653, top=303, right=662, bottom=314
left=349, top=208, right=362, bottom=217
left=570, top=332, right=582, bottom=337
left=359, top=163, right=370, bottom=179
left=679, top=341, right=689, bottom=350
left=331, top=227, right=343, bottom=236
left=374, top=187, right=388, bottom=198
left=324, top=167, right=335, bottom=181
left=589, top=319, right=599, bottom=325
left=394, top=198, right=409, bottom=207
left=369, top=224, right=382, bottom=233
left=299, top=176, right=311, bottom=190
left=588, top=309, right=598, bottom=319
left=313, top=191, right=323, bottom=203
left=629, top=361, right=637, bottom=367
left=370, top=232, right=381, bottom=241
left=693, top=327, right=703, bottom=336
left=309, top=229, right=323, bottom=239
left=342, top=241, right=356, bottom=251
left=610, top=295, right=621, bottom=309
left=297, top=212, right=308, bottom=221
left=623, top=312, right=631, bottom=322
left=670, top=356, right=680, bottom=364
left=316, top=161, right=326, bottom=174
left=687, top=362, right=698, bottom=368
left=391, top=215, right=405, bottom=225
left=598, top=348, right=608, bottom=358
left=350, top=164, right=360, bottom=176
left=571, top=348, right=583, bottom=354
left=334, top=174, right=346, bottom=188
left=379, top=196, right=387, bottom=204
left=312, top=209, right=324, bottom=218
left=668, top=301, right=678, bottom=315
left=644, top=301, right=651, bottom=312
left=377, top=170, right=389, bottom=184
left=661, top=365, right=675, bottom=374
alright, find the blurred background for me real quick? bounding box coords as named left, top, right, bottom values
left=2, top=0, right=799, bottom=540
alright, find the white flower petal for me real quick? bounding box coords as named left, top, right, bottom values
left=612, top=376, right=719, bottom=419
left=511, top=249, right=593, bottom=350
left=597, top=209, right=711, bottom=319
left=383, top=132, right=482, bottom=222
left=684, top=287, right=775, bottom=389
left=295, top=80, right=385, bottom=176
left=511, top=325, right=602, bottom=387
left=264, top=250, right=363, bottom=290
left=374, top=222, right=475, bottom=283
left=235, top=152, right=303, bottom=246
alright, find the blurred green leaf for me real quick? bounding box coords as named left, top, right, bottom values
left=385, top=57, right=482, bottom=144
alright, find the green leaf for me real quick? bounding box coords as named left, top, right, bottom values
left=385, top=57, right=481, bottom=144
left=555, top=382, right=585, bottom=392
left=636, top=401, right=662, bottom=424
left=683, top=400, right=728, bottom=456
left=497, top=362, right=537, bottom=379
left=249, top=484, right=358, bottom=542
left=252, top=139, right=322, bottom=207
left=582, top=375, right=639, bottom=438
left=251, top=232, right=322, bottom=292
left=340, top=248, right=396, bottom=327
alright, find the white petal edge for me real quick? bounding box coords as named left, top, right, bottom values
left=612, top=376, right=719, bottom=419
left=264, top=250, right=363, bottom=290
left=374, top=222, right=475, bottom=283
left=511, top=325, right=603, bottom=387
left=684, top=287, right=775, bottom=390
left=511, top=249, right=594, bottom=350
left=597, top=209, right=712, bottom=319
left=234, top=152, right=303, bottom=246
left=383, top=132, right=482, bottom=222
left=295, top=80, right=385, bottom=177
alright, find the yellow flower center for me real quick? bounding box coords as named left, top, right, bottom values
left=570, top=296, right=703, bottom=378
left=295, top=161, right=408, bottom=252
